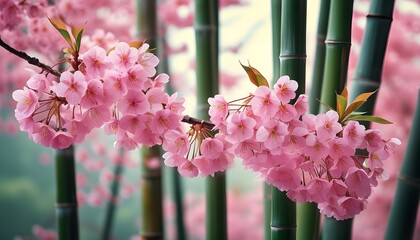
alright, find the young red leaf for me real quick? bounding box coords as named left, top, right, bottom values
left=129, top=40, right=144, bottom=49
left=341, top=87, right=348, bottom=100
left=48, top=18, right=74, bottom=50
left=71, top=23, right=86, bottom=52
left=239, top=61, right=269, bottom=87
left=353, top=90, right=377, bottom=103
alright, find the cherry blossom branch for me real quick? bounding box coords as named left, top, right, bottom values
left=182, top=115, right=215, bottom=129
left=1, top=37, right=217, bottom=128
left=0, top=37, right=61, bottom=77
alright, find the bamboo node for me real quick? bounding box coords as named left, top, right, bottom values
left=270, top=224, right=297, bottom=231
left=367, top=14, right=393, bottom=21
left=279, top=54, right=307, bottom=60
left=55, top=202, right=77, bottom=208
left=194, top=25, right=217, bottom=32
left=325, top=40, right=351, bottom=45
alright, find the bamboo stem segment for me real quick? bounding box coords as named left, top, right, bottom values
left=137, top=1, right=164, bottom=239
left=319, top=0, right=354, bottom=239
left=140, top=146, right=164, bottom=240
left=385, top=90, right=420, bottom=239
left=272, top=1, right=306, bottom=240
left=266, top=1, right=281, bottom=239
left=101, top=151, right=124, bottom=240
left=194, top=1, right=227, bottom=239
left=319, top=0, right=354, bottom=112
left=55, top=145, right=79, bottom=240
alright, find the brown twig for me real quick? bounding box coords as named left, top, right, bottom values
left=182, top=115, right=215, bottom=129
left=0, top=37, right=61, bottom=77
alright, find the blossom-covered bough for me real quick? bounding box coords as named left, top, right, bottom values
left=3, top=19, right=399, bottom=221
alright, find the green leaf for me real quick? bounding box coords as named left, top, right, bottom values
left=71, top=23, right=86, bottom=52
left=317, top=99, right=334, bottom=111
left=347, top=115, right=393, bottom=124
left=342, top=100, right=365, bottom=119
left=336, top=93, right=347, bottom=119
left=342, top=111, right=367, bottom=122
left=48, top=18, right=74, bottom=50
left=239, top=61, right=269, bottom=87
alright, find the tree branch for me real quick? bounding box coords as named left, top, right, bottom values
left=0, top=37, right=217, bottom=130
left=0, top=37, right=61, bottom=77
left=182, top=115, right=215, bottom=129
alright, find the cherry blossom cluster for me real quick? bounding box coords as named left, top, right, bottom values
left=162, top=122, right=234, bottom=178
left=206, top=76, right=400, bottom=220
left=12, top=41, right=185, bottom=150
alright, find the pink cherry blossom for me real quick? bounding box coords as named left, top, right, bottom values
left=255, top=119, right=288, bottom=150
left=81, top=46, right=112, bottom=78
left=118, top=90, right=149, bottom=115
left=50, top=131, right=74, bottom=149
left=150, top=109, right=181, bottom=135
left=314, top=110, right=342, bottom=140
left=55, top=71, right=87, bottom=105
left=226, top=112, right=256, bottom=143
left=178, top=160, right=198, bottom=178
left=208, top=95, right=228, bottom=124
left=273, top=75, right=298, bottom=103
left=12, top=87, right=39, bottom=120
left=200, top=138, right=224, bottom=159
left=109, top=42, right=138, bottom=71
left=250, top=86, right=280, bottom=118
left=80, top=79, right=104, bottom=109
left=345, top=167, right=372, bottom=199
left=163, top=152, right=187, bottom=167
left=163, top=130, right=189, bottom=155
left=343, top=120, right=366, bottom=148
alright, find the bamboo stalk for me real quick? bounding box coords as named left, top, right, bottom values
left=266, top=1, right=281, bottom=239
left=385, top=89, right=420, bottom=240
left=319, top=0, right=354, bottom=112
left=308, top=0, right=331, bottom=115
left=319, top=0, right=354, bottom=239
left=137, top=1, right=164, bottom=239
left=194, top=1, right=227, bottom=239
left=158, top=22, right=187, bottom=240
left=271, top=1, right=306, bottom=240
left=140, top=146, right=164, bottom=240
left=349, top=0, right=395, bottom=114
left=101, top=150, right=124, bottom=240
left=55, top=145, right=79, bottom=240
left=297, top=1, right=331, bottom=240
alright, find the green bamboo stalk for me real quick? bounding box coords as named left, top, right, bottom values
left=137, top=1, right=164, bottom=239
left=101, top=150, right=124, bottom=240
left=271, top=1, right=306, bottom=240
left=349, top=0, right=395, bottom=116
left=308, top=0, right=331, bottom=115
left=319, top=0, right=354, bottom=112
left=140, top=147, right=164, bottom=240
left=297, top=1, right=331, bottom=240
left=158, top=22, right=187, bottom=240
left=319, top=1, right=354, bottom=239
left=266, top=1, right=281, bottom=239
left=385, top=89, right=420, bottom=240
left=195, top=1, right=226, bottom=240
left=55, top=145, right=79, bottom=240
